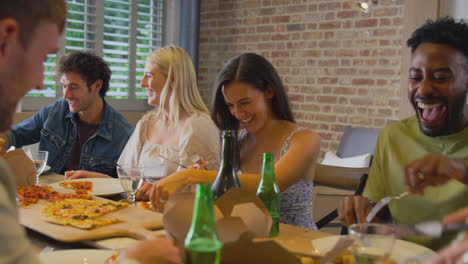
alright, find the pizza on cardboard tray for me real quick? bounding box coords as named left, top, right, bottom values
left=17, top=181, right=129, bottom=230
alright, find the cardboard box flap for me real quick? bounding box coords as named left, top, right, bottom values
left=231, top=202, right=271, bottom=238
left=222, top=232, right=302, bottom=264
left=215, top=188, right=268, bottom=217
left=216, top=216, right=248, bottom=243
left=3, top=149, right=36, bottom=187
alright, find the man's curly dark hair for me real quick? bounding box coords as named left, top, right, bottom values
left=57, top=51, right=111, bottom=98
left=407, top=17, right=468, bottom=66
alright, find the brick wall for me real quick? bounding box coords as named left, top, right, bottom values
left=198, top=0, right=405, bottom=155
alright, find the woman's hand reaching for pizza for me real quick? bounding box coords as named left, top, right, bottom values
left=150, top=170, right=193, bottom=211
left=65, top=170, right=110, bottom=180
left=135, top=181, right=153, bottom=201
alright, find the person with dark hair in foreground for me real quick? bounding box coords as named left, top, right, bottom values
left=149, top=53, right=321, bottom=230
left=339, top=17, right=468, bottom=250
left=0, top=1, right=181, bottom=263
left=1, top=51, right=133, bottom=177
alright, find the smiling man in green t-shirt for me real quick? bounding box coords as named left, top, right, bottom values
left=338, top=17, right=468, bottom=250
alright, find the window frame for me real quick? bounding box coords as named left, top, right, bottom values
left=21, top=0, right=176, bottom=112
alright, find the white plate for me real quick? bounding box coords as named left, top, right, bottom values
left=50, top=178, right=125, bottom=197
left=39, top=249, right=114, bottom=264
left=312, top=235, right=436, bottom=262
left=95, top=237, right=138, bottom=250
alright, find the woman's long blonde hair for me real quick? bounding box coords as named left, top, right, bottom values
left=147, top=45, right=209, bottom=124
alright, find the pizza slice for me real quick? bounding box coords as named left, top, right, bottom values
left=137, top=201, right=154, bottom=211
left=59, top=181, right=93, bottom=193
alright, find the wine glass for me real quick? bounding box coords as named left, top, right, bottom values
left=348, top=223, right=396, bottom=264
left=117, top=164, right=143, bottom=206
left=33, top=150, right=49, bottom=185
left=139, top=164, right=166, bottom=183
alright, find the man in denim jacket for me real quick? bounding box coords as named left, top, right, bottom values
left=3, top=51, right=133, bottom=177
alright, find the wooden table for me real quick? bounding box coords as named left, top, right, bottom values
left=28, top=174, right=331, bottom=251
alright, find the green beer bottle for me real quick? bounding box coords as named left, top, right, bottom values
left=256, top=152, right=280, bottom=237
left=184, top=184, right=222, bottom=264
left=211, top=130, right=241, bottom=200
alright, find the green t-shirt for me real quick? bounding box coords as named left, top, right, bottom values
left=363, top=116, right=468, bottom=249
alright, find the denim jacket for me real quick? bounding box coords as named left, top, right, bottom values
left=7, top=98, right=134, bottom=177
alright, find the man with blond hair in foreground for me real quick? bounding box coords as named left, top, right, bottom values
left=0, top=1, right=180, bottom=263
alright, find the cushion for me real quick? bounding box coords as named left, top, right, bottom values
left=321, top=151, right=371, bottom=168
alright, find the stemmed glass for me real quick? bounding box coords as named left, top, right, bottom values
left=139, top=164, right=166, bottom=184
left=117, top=164, right=143, bottom=206
left=33, top=150, right=49, bottom=185
left=348, top=223, right=396, bottom=263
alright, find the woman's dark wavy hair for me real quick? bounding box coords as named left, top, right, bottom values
left=211, top=53, right=295, bottom=131
left=407, top=17, right=468, bottom=70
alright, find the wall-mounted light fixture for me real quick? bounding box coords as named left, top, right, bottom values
left=356, top=0, right=378, bottom=13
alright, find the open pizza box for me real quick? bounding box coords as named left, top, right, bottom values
left=163, top=188, right=352, bottom=263
left=2, top=148, right=36, bottom=187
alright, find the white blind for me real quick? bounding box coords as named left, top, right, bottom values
left=27, top=0, right=164, bottom=105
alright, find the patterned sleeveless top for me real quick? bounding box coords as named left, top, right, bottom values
left=238, top=128, right=317, bottom=230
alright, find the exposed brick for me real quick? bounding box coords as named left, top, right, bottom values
left=287, top=5, right=308, bottom=13
left=350, top=98, right=374, bottom=106
left=335, top=68, right=357, bottom=75
left=318, top=2, right=341, bottom=11
left=378, top=109, right=393, bottom=116
left=325, top=12, right=335, bottom=20
left=337, top=10, right=358, bottom=19
left=316, top=115, right=337, bottom=123
left=374, top=7, right=398, bottom=17
left=301, top=104, right=320, bottom=111
left=287, top=24, right=306, bottom=31
left=319, top=21, right=341, bottom=30
left=302, top=50, right=322, bottom=57
left=257, top=25, right=275, bottom=33
left=334, top=87, right=355, bottom=95
left=355, top=19, right=378, bottom=28
left=317, top=96, right=338, bottom=104
left=336, top=49, right=356, bottom=57
left=318, top=77, right=338, bottom=84
left=271, top=34, right=290, bottom=41
left=322, top=105, right=332, bottom=112
left=373, top=28, right=397, bottom=37
left=352, top=78, right=375, bottom=86
left=358, top=88, right=369, bottom=96
left=272, top=15, right=290, bottom=23
left=380, top=18, right=392, bottom=26
left=318, top=59, right=339, bottom=67
left=260, top=8, right=276, bottom=15
left=318, top=40, right=340, bottom=48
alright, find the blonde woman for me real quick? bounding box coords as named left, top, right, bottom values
left=66, top=46, right=220, bottom=200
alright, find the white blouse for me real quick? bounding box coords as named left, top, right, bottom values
left=118, top=112, right=220, bottom=182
